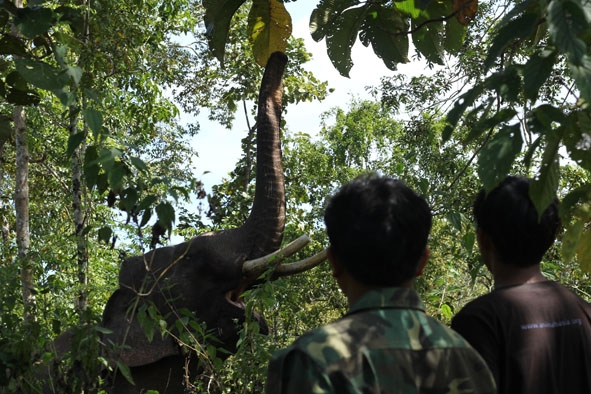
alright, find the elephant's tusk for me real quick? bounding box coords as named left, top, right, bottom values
left=242, top=235, right=311, bottom=276
left=273, top=248, right=328, bottom=276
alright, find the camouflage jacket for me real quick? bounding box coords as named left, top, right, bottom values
left=266, top=287, right=496, bottom=394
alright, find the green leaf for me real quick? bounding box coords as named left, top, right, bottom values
left=576, top=229, right=591, bottom=273
left=484, top=12, right=539, bottom=70
left=444, top=17, right=467, bottom=54
left=478, top=124, right=523, bottom=191
left=247, top=0, right=292, bottom=66
left=411, top=14, right=444, bottom=65
left=325, top=5, right=369, bottom=77
left=97, top=227, right=113, bottom=244
left=203, top=0, right=247, bottom=63
left=465, top=108, right=517, bottom=144
left=564, top=110, right=591, bottom=169
left=120, top=188, right=139, bottom=211
left=485, top=66, right=521, bottom=102
left=130, top=156, right=149, bottom=173
left=156, top=201, right=175, bottom=231
left=14, top=7, right=54, bottom=38
left=115, top=361, right=135, bottom=385
left=310, top=0, right=360, bottom=42
left=360, top=6, right=410, bottom=70
left=15, top=59, right=67, bottom=91
left=108, top=161, right=127, bottom=193
left=567, top=54, right=591, bottom=102
left=0, top=35, right=28, bottom=57
left=138, top=195, right=158, bottom=211
left=446, top=211, right=462, bottom=232
left=83, top=108, right=103, bottom=133
left=530, top=135, right=560, bottom=219
left=523, top=51, right=557, bottom=100
left=5, top=89, right=40, bottom=105
left=562, top=219, right=584, bottom=263
left=394, top=0, right=422, bottom=18
left=548, top=0, right=588, bottom=65
left=66, top=132, right=85, bottom=157
left=443, top=83, right=484, bottom=141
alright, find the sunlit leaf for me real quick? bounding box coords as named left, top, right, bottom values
left=562, top=220, right=584, bottom=263
left=247, top=0, right=292, bottom=66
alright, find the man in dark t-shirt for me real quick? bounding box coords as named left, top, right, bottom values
left=451, top=176, right=591, bottom=394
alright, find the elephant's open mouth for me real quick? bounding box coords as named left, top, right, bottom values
left=226, top=289, right=246, bottom=309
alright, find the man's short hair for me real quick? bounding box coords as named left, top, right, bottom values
left=473, top=175, right=560, bottom=267
left=323, top=173, right=432, bottom=286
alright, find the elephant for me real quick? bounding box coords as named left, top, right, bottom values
left=94, top=52, right=326, bottom=393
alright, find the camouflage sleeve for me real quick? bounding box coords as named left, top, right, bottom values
left=266, top=348, right=333, bottom=394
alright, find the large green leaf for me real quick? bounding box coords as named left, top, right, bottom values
left=0, top=35, right=28, bottom=56
left=484, top=12, right=539, bottom=70
left=564, top=109, right=591, bottom=170
left=478, top=124, right=523, bottom=191
left=15, top=58, right=68, bottom=91
left=360, top=6, right=410, bottom=70
left=548, top=0, right=588, bottom=65
left=309, top=0, right=360, bottom=42
left=83, top=108, right=103, bottom=134
left=523, top=50, right=557, bottom=100
left=529, top=135, right=560, bottom=219
left=411, top=14, right=444, bottom=65
left=568, top=54, right=591, bottom=102
left=576, top=229, right=591, bottom=273
left=247, top=0, right=292, bottom=66
left=325, top=5, right=369, bottom=77
left=203, top=0, right=246, bottom=62
left=14, top=6, right=54, bottom=38
left=444, top=17, right=467, bottom=54
left=443, top=83, right=484, bottom=141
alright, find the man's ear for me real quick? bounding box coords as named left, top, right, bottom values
left=415, top=247, right=430, bottom=277
left=327, top=247, right=343, bottom=278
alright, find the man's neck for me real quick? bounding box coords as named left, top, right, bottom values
left=493, top=262, right=547, bottom=289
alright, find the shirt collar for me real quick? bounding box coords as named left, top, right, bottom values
left=347, top=287, right=425, bottom=315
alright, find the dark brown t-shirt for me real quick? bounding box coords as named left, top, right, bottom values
left=451, top=281, right=591, bottom=394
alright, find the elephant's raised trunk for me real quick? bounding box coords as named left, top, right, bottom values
left=241, top=52, right=288, bottom=259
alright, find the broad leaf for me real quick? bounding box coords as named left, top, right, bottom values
left=529, top=135, right=560, bottom=219
left=310, top=0, right=360, bottom=42
left=15, top=59, right=67, bottom=91
left=523, top=50, right=557, bottom=100
left=66, top=132, right=85, bottom=157
left=464, top=108, right=517, bottom=144
left=83, top=108, right=103, bottom=133
left=97, top=226, right=113, bottom=245
left=576, top=229, right=591, bottom=273
left=14, top=6, right=54, bottom=38
left=360, top=6, right=410, bottom=70
left=478, top=124, right=523, bottom=191
left=567, top=54, right=591, bottom=102
left=564, top=110, right=591, bottom=169
left=156, top=201, right=175, bottom=232
left=527, top=104, right=567, bottom=136
left=548, top=0, right=588, bottom=65
left=412, top=13, right=444, bottom=65
left=443, top=83, right=484, bottom=141
left=0, top=35, right=28, bottom=56
left=444, top=16, right=467, bottom=54
left=325, top=5, right=369, bottom=77
left=203, top=0, right=246, bottom=62
left=484, top=12, right=539, bottom=70
left=247, top=0, right=292, bottom=66
left=108, top=161, right=128, bottom=193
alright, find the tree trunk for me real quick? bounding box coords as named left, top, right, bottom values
left=70, top=107, right=89, bottom=315
left=14, top=105, right=35, bottom=322
left=13, top=0, right=35, bottom=323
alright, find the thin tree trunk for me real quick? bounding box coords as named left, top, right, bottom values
left=70, top=107, right=88, bottom=314
left=13, top=0, right=35, bottom=323
left=14, top=105, right=35, bottom=322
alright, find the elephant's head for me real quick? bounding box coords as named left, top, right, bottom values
left=99, top=52, right=326, bottom=392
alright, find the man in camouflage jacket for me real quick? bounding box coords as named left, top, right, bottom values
left=266, top=174, right=495, bottom=394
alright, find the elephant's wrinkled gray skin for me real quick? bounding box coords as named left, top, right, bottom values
left=100, top=52, right=290, bottom=393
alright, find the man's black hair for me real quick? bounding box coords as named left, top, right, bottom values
left=323, top=173, right=432, bottom=287
left=473, top=175, right=560, bottom=267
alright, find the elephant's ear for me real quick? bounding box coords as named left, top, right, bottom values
left=101, top=289, right=180, bottom=367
